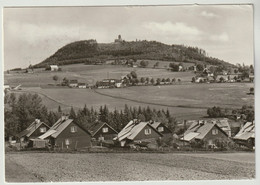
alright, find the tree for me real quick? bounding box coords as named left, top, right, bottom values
left=249, top=87, right=254, bottom=94
left=130, top=71, right=137, bottom=79
left=140, top=60, right=148, bottom=68
left=156, top=78, right=161, bottom=85
left=150, top=78, right=155, bottom=85
left=169, top=63, right=179, bottom=71
left=140, top=77, right=145, bottom=84
left=154, top=62, right=159, bottom=68
left=69, top=107, right=77, bottom=120
left=196, top=64, right=204, bottom=71
left=192, top=77, right=196, bottom=83
left=53, top=75, right=59, bottom=84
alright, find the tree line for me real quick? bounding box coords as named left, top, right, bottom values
left=4, top=92, right=178, bottom=139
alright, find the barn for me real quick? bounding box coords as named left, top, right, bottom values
left=38, top=116, right=92, bottom=150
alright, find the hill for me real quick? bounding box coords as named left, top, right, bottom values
left=34, top=38, right=234, bottom=68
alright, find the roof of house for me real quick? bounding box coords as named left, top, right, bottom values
left=233, top=121, right=255, bottom=140
left=69, top=80, right=78, bottom=83
left=50, top=65, right=58, bottom=68
left=181, top=120, right=228, bottom=141
left=38, top=116, right=91, bottom=139
left=17, top=119, right=50, bottom=138
left=115, top=120, right=163, bottom=141
left=212, top=118, right=231, bottom=132
left=88, top=122, right=118, bottom=136
left=150, top=121, right=173, bottom=133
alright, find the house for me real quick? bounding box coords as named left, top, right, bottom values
left=115, top=81, right=123, bottom=88
left=211, top=118, right=231, bottom=137
left=17, top=119, right=50, bottom=142
left=68, top=80, right=78, bottom=87
left=150, top=121, right=173, bottom=141
left=88, top=122, right=118, bottom=141
left=195, top=77, right=206, bottom=83
left=249, top=73, right=254, bottom=82
left=216, top=75, right=228, bottom=82
left=114, top=120, right=163, bottom=147
left=50, top=65, right=59, bottom=71
left=178, top=65, right=183, bottom=72
left=97, top=79, right=117, bottom=88
left=78, top=83, right=87, bottom=88
left=38, top=116, right=92, bottom=150
left=180, top=120, right=229, bottom=149
left=233, top=121, right=255, bottom=149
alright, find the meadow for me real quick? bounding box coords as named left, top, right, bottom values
left=5, top=63, right=194, bottom=87
left=5, top=64, right=254, bottom=120
left=5, top=152, right=255, bottom=182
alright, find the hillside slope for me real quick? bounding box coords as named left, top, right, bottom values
left=34, top=39, right=233, bottom=68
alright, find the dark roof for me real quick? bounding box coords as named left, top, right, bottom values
left=89, top=122, right=118, bottom=136
left=150, top=122, right=172, bottom=133
left=69, top=80, right=78, bottom=83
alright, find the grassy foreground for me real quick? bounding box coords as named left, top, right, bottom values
left=5, top=152, right=255, bottom=182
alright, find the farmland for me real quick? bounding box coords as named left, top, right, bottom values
left=4, top=63, right=194, bottom=87
left=13, top=82, right=253, bottom=120
left=4, top=64, right=254, bottom=120
left=5, top=152, right=255, bottom=182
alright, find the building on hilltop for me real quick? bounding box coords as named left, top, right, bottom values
left=114, top=35, right=123, bottom=43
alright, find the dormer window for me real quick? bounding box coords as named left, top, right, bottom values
left=102, top=127, right=108, bottom=133
left=40, top=127, right=46, bottom=133
left=71, top=126, right=77, bottom=133
left=212, top=129, right=218, bottom=135
left=144, top=128, right=151, bottom=135
left=158, top=126, right=164, bottom=132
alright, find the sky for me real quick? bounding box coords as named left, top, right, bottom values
left=3, top=5, right=254, bottom=70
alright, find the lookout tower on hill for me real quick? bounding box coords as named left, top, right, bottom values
left=114, top=35, right=123, bottom=43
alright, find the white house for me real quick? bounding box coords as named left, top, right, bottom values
left=50, top=65, right=59, bottom=71
left=78, top=83, right=87, bottom=88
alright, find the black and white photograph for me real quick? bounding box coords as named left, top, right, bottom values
left=1, top=1, right=258, bottom=184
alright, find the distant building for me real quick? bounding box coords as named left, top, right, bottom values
left=78, top=83, right=87, bottom=88
left=114, top=35, right=123, bottom=43
left=68, top=80, right=78, bottom=87
left=50, top=65, right=59, bottom=71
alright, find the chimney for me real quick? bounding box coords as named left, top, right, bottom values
left=61, top=115, right=69, bottom=121
left=35, top=119, right=40, bottom=124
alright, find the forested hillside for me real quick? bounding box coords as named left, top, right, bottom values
left=34, top=39, right=233, bottom=68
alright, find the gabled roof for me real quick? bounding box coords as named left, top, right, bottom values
left=38, top=117, right=91, bottom=139
left=182, top=120, right=228, bottom=141
left=115, top=120, right=163, bottom=141
left=17, top=119, right=50, bottom=138
left=233, top=121, right=255, bottom=140
left=150, top=122, right=173, bottom=133
left=88, top=122, right=118, bottom=136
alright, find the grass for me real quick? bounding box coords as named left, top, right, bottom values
left=4, top=64, right=195, bottom=87
left=5, top=64, right=254, bottom=120
left=5, top=152, right=255, bottom=182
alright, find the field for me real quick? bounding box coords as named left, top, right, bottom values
left=14, top=82, right=254, bottom=120
left=5, top=152, right=255, bottom=182
left=5, top=64, right=254, bottom=120
left=4, top=64, right=194, bottom=87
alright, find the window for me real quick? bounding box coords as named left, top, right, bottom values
left=40, top=127, right=46, bottom=133
left=71, top=126, right=77, bottom=133
left=102, top=127, right=108, bottom=133
left=144, top=128, right=152, bottom=135
left=158, top=126, right=164, bottom=132
left=65, top=139, right=70, bottom=145
left=212, top=129, right=218, bottom=135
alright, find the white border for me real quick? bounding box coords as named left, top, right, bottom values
left=0, top=0, right=259, bottom=185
